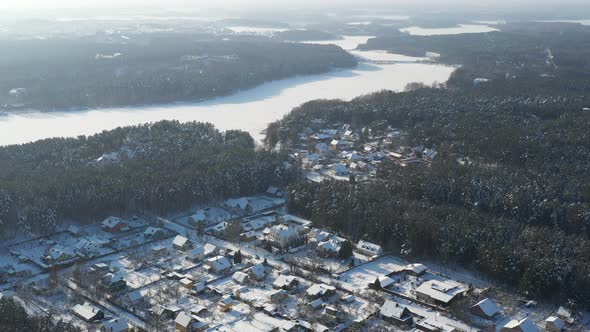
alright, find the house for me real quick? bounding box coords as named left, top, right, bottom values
left=74, top=238, right=103, bottom=258
left=273, top=275, right=299, bottom=290
left=100, top=271, right=126, bottom=292
left=331, top=163, right=349, bottom=176
left=342, top=294, right=355, bottom=303
left=309, top=298, right=324, bottom=310
left=91, top=262, right=110, bottom=273
left=415, top=280, right=468, bottom=307
left=72, top=302, right=104, bottom=322
left=416, top=318, right=458, bottom=332
left=206, top=256, right=231, bottom=274
left=302, top=153, right=321, bottom=167
left=470, top=298, right=500, bottom=319
left=370, top=276, right=395, bottom=289
left=151, top=245, right=168, bottom=257
left=356, top=240, right=383, bottom=256
left=173, top=235, right=193, bottom=251
left=151, top=304, right=182, bottom=320
left=124, top=290, right=144, bottom=307
left=224, top=198, right=250, bottom=211
left=100, top=318, right=128, bottom=332
left=101, top=216, right=127, bottom=233
left=219, top=295, right=234, bottom=312
left=144, top=227, right=166, bottom=240
left=330, top=139, right=347, bottom=150
left=180, top=277, right=195, bottom=289
left=545, top=316, right=565, bottom=332
left=267, top=224, right=306, bottom=249
left=305, top=283, right=336, bottom=300
left=67, top=225, right=82, bottom=236
left=380, top=300, right=413, bottom=326
left=266, top=186, right=282, bottom=197
left=316, top=239, right=341, bottom=257
left=232, top=271, right=249, bottom=284
left=187, top=243, right=217, bottom=261
left=403, top=263, right=428, bottom=276
left=192, top=282, right=206, bottom=294
left=176, top=312, right=208, bottom=332
left=240, top=231, right=258, bottom=243
left=556, top=306, right=575, bottom=324
left=269, top=289, right=287, bottom=302
left=188, top=211, right=208, bottom=227
left=44, top=245, right=77, bottom=265
left=501, top=318, right=539, bottom=332
left=249, top=263, right=266, bottom=281
left=190, top=304, right=208, bottom=317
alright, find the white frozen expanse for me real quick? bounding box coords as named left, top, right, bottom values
left=0, top=37, right=456, bottom=146
left=349, top=50, right=428, bottom=62
left=226, top=26, right=288, bottom=35
left=400, top=24, right=499, bottom=35
left=537, top=19, right=590, bottom=26
left=300, top=35, right=376, bottom=51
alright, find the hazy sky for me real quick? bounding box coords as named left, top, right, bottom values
left=1, top=0, right=589, bottom=10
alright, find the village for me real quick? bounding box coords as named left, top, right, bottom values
left=285, top=123, right=439, bottom=183
left=0, top=185, right=586, bottom=332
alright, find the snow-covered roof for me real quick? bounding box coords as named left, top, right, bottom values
left=173, top=235, right=190, bottom=247
left=557, top=306, right=573, bottom=319
left=332, top=163, right=349, bottom=174
left=225, top=197, right=249, bottom=210
left=232, top=271, right=248, bottom=284
left=380, top=300, right=410, bottom=319
left=144, top=226, right=164, bottom=237
left=317, top=239, right=341, bottom=252
left=102, top=318, right=128, bottom=332
left=306, top=283, right=336, bottom=298
left=377, top=276, right=395, bottom=288
left=545, top=316, right=565, bottom=331
left=357, top=240, right=382, bottom=255
left=404, top=263, right=427, bottom=275
left=207, top=256, right=231, bottom=272
left=266, top=186, right=280, bottom=195
left=102, top=216, right=124, bottom=228
left=503, top=318, right=538, bottom=332
left=471, top=298, right=500, bottom=318
left=220, top=295, right=234, bottom=305
left=126, top=290, right=143, bottom=302
left=250, top=263, right=266, bottom=280
left=415, top=279, right=467, bottom=304
left=309, top=298, right=324, bottom=309
left=72, top=302, right=102, bottom=321
left=273, top=275, right=298, bottom=288
left=175, top=312, right=194, bottom=328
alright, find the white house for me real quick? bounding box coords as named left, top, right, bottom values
left=356, top=240, right=383, bottom=256
left=267, top=224, right=306, bottom=249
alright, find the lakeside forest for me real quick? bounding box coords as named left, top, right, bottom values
left=0, top=121, right=297, bottom=236
left=359, top=22, right=590, bottom=94
left=0, top=33, right=356, bottom=110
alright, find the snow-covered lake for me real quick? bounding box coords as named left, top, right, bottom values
left=0, top=36, right=456, bottom=146
left=400, top=24, right=499, bottom=35
left=537, top=19, right=590, bottom=26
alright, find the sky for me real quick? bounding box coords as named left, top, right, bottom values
left=1, top=0, right=589, bottom=10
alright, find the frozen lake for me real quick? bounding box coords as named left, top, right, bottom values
left=0, top=36, right=456, bottom=146
left=400, top=24, right=499, bottom=35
